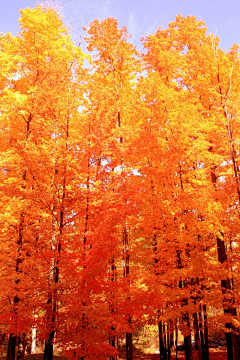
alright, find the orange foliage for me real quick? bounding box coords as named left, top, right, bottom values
left=0, top=4, right=240, bottom=360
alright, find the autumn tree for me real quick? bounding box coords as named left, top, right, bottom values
left=0, top=4, right=85, bottom=360
left=82, top=17, right=143, bottom=360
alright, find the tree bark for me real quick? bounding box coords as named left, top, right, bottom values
left=43, top=113, right=69, bottom=360
left=175, top=322, right=178, bottom=360
left=126, top=331, right=133, bottom=360
left=203, top=305, right=209, bottom=360
left=17, top=335, right=26, bottom=360
left=123, top=229, right=133, bottom=360
left=183, top=313, right=192, bottom=360
left=43, top=331, right=54, bottom=360
left=217, top=236, right=240, bottom=360
left=193, top=312, right=202, bottom=360
left=6, top=335, right=16, bottom=360
left=158, top=321, right=167, bottom=360
left=210, top=157, right=240, bottom=360
left=109, top=258, right=117, bottom=360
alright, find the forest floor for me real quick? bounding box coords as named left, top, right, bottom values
left=0, top=347, right=228, bottom=360
left=118, top=346, right=227, bottom=360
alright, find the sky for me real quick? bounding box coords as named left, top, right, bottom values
left=0, top=0, right=239, bottom=51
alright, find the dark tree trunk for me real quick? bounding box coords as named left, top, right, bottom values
left=6, top=235, right=23, bottom=360
left=109, top=258, right=117, bottom=359
left=159, top=321, right=167, bottom=360
left=43, top=331, right=54, bottom=360
left=199, top=309, right=205, bottom=358
left=126, top=331, right=133, bottom=360
left=6, top=335, right=16, bottom=360
left=184, top=335, right=192, bottom=360
left=193, top=313, right=202, bottom=360
left=17, top=335, right=26, bottom=360
left=183, top=312, right=192, bottom=360
left=177, top=251, right=193, bottom=360
left=198, top=305, right=210, bottom=360
left=43, top=115, right=69, bottom=360
left=203, top=305, right=209, bottom=360
left=232, top=333, right=240, bottom=360
left=170, top=320, right=174, bottom=349
left=109, top=325, right=116, bottom=360
left=167, top=323, right=171, bottom=360
left=217, top=236, right=240, bottom=360
left=123, top=229, right=133, bottom=360
left=211, top=158, right=240, bottom=360
left=175, top=322, right=178, bottom=360
left=6, top=113, right=32, bottom=360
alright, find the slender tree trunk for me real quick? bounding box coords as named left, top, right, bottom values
left=123, top=229, right=133, bottom=360
left=44, top=114, right=69, bottom=360
left=199, top=308, right=205, bottom=358
left=167, top=323, right=171, bottom=360
left=203, top=305, right=209, bottom=360
left=170, top=320, right=174, bottom=350
left=183, top=313, right=192, bottom=360
left=6, top=335, right=16, bottom=360
left=7, top=184, right=26, bottom=360
left=159, top=321, right=167, bottom=360
left=43, top=330, right=54, bottom=360
left=217, top=236, right=240, bottom=360
left=6, top=116, right=31, bottom=360
left=17, top=335, right=26, bottom=360
left=175, top=321, right=178, bottom=360
left=210, top=159, right=240, bottom=360
left=109, top=258, right=117, bottom=360
left=6, top=215, right=25, bottom=360
left=215, top=75, right=240, bottom=360
left=126, top=331, right=133, bottom=360
left=43, top=220, right=59, bottom=360
left=153, top=232, right=167, bottom=360
left=193, top=312, right=202, bottom=360
left=43, top=291, right=56, bottom=360
left=177, top=251, right=193, bottom=360
left=80, top=148, right=91, bottom=360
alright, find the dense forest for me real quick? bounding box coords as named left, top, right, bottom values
left=0, top=3, right=240, bottom=360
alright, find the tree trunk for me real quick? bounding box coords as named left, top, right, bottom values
left=167, top=323, right=171, bottom=360
left=109, top=258, right=117, bottom=360
left=193, top=312, right=202, bottom=360
left=6, top=117, right=32, bottom=360
left=209, top=108, right=240, bottom=359
left=159, top=321, right=167, bottom=360
left=126, top=331, right=133, bottom=360
left=203, top=305, right=209, bottom=360
left=217, top=236, right=240, bottom=360
left=6, top=335, right=16, bottom=360
left=17, top=335, right=26, bottom=360
left=177, top=251, right=193, bottom=360
left=199, top=309, right=205, bottom=358
left=43, top=331, right=54, bottom=360
left=183, top=312, right=192, bottom=360
left=123, top=229, right=133, bottom=360
left=175, top=322, right=178, bottom=360
left=43, top=113, right=69, bottom=360
left=184, top=335, right=192, bottom=360
left=210, top=160, right=240, bottom=360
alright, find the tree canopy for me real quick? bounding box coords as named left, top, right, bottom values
left=0, top=4, right=240, bottom=360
